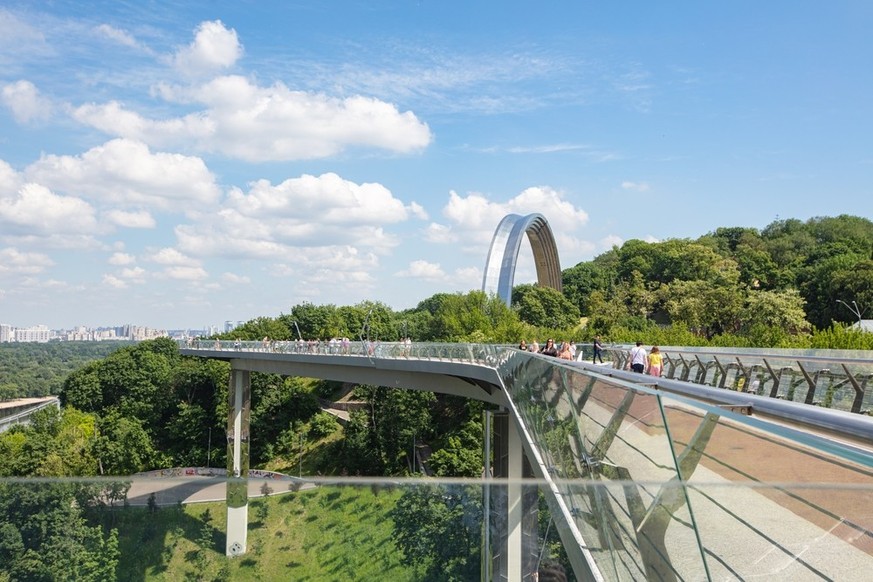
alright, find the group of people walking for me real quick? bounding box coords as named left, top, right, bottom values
left=518, top=338, right=577, bottom=360
left=628, top=341, right=663, bottom=377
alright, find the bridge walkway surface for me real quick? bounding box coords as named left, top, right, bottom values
left=178, top=340, right=873, bottom=581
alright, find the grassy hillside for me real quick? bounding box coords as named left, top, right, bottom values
left=112, top=485, right=419, bottom=581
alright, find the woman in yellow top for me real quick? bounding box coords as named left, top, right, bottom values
left=647, top=346, right=663, bottom=377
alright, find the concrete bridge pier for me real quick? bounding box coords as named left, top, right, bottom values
left=226, top=368, right=251, bottom=556
left=489, top=411, right=539, bottom=581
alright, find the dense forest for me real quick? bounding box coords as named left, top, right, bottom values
left=0, top=341, right=129, bottom=400
left=1, top=214, right=872, bottom=579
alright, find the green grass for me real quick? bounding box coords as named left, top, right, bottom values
left=112, top=485, right=421, bottom=581
left=264, top=429, right=345, bottom=478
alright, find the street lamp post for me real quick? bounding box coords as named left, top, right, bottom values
left=836, top=299, right=864, bottom=325
left=360, top=308, right=373, bottom=343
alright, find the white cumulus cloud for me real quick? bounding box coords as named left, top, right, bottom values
left=147, top=247, right=199, bottom=266
left=0, top=183, right=97, bottom=235
left=221, top=272, right=250, bottom=285
left=0, top=160, right=21, bottom=194
left=25, top=138, right=220, bottom=213
left=438, top=186, right=589, bottom=246
left=174, top=173, right=416, bottom=263
left=108, top=252, right=135, bottom=266
left=94, top=24, right=145, bottom=51
left=2, top=80, right=52, bottom=123
left=430, top=185, right=596, bottom=269
left=120, top=266, right=146, bottom=281
left=163, top=265, right=208, bottom=281
left=423, top=222, right=457, bottom=244
left=102, top=274, right=127, bottom=289
left=104, top=209, right=156, bottom=229
left=172, top=20, right=242, bottom=76
left=0, top=247, right=54, bottom=275
left=396, top=260, right=446, bottom=281
left=76, top=75, right=431, bottom=161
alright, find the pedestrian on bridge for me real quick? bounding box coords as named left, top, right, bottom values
left=593, top=335, right=604, bottom=364
left=648, top=346, right=663, bottom=377
left=629, top=341, right=647, bottom=373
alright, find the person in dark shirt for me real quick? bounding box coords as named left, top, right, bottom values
left=593, top=335, right=604, bottom=363
left=540, top=338, right=558, bottom=357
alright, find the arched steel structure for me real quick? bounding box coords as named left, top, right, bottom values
left=482, top=213, right=562, bottom=306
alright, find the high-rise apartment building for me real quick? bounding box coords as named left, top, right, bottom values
left=13, top=325, right=51, bottom=343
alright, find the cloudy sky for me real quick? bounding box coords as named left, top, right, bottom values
left=1, top=1, right=871, bottom=330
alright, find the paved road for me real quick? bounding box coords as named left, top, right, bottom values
left=125, top=475, right=313, bottom=506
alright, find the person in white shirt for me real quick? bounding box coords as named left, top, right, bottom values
left=629, top=341, right=647, bottom=373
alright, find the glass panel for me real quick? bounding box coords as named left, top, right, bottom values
left=659, top=397, right=873, bottom=580
left=499, top=353, right=710, bottom=580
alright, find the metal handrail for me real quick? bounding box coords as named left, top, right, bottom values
left=178, top=339, right=873, bottom=441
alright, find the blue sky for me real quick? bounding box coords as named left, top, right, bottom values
left=1, top=1, right=871, bottom=330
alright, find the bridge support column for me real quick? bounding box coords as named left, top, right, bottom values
left=226, top=368, right=251, bottom=556
left=490, top=412, right=538, bottom=581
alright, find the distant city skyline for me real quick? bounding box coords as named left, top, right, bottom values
left=1, top=2, right=871, bottom=329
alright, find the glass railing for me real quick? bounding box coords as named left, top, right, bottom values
left=493, top=349, right=873, bottom=580
left=598, top=344, right=873, bottom=414
left=1, top=473, right=870, bottom=581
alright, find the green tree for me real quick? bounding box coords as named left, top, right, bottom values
left=428, top=419, right=483, bottom=478
left=390, top=485, right=482, bottom=582
left=371, top=387, right=435, bottom=473
left=739, top=289, right=811, bottom=336
left=249, top=375, right=319, bottom=465
left=422, top=291, right=524, bottom=342
left=224, top=316, right=291, bottom=341
left=658, top=280, right=745, bottom=337
left=0, top=407, right=99, bottom=477
left=561, top=261, right=611, bottom=316
left=512, top=284, right=581, bottom=329
left=0, top=482, right=119, bottom=581
left=342, top=409, right=382, bottom=475
left=282, top=302, right=341, bottom=339
left=61, top=362, right=103, bottom=412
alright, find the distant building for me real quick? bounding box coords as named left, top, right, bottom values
left=13, top=325, right=51, bottom=343
left=0, top=324, right=13, bottom=343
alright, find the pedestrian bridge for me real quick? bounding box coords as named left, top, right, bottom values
left=180, top=339, right=873, bottom=581
left=0, top=396, right=60, bottom=433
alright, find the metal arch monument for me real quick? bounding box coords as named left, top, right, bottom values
left=482, top=213, right=562, bottom=306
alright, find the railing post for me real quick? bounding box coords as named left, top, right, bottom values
left=841, top=364, right=866, bottom=413
left=762, top=358, right=781, bottom=398
left=797, top=362, right=819, bottom=405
